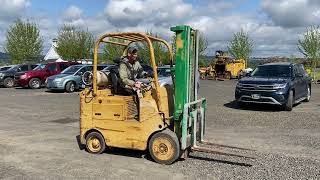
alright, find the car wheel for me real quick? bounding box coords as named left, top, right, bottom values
left=65, top=81, right=75, bottom=93
left=148, top=129, right=180, bottom=165
left=284, top=90, right=293, bottom=111
left=303, top=86, right=311, bottom=102
left=3, top=77, right=14, bottom=88
left=85, top=132, right=106, bottom=154
left=29, top=78, right=41, bottom=89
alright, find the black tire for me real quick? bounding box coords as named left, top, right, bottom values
left=29, top=78, right=41, bottom=89
left=65, top=81, right=76, bottom=93
left=148, top=129, right=180, bottom=165
left=85, top=132, right=106, bottom=154
left=3, top=77, right=14, bottom=88
left=284, top=90, right=293, bottom=111
left=303, top=86, right=311, bottom=102
left=200, top=74, right=206, bottom=80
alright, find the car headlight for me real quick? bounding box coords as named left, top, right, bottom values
left=236, top=83, right=243, bottom=88
left=54, top=78, right=64, bottom=82
left=274, top=83, right=287, bottom=89
left=0, top=73, right=4, bottom=78
left=20, top=73, right=27, bottom=79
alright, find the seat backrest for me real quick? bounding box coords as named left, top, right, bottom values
left=108, top=65, right=120, bottom=94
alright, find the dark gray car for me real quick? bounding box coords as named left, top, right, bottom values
left=235, top=63, right=311, bottom=111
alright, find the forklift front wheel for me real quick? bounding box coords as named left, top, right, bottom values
left=86, top=132, right=106, bottom=154
left=148, top=129, right=180, bottom=165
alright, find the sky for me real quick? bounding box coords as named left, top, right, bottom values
left=0, top=0, right=319, bottom=57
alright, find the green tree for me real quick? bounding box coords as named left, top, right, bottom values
left=102, top=38, right=127, bottom=63
left=198, top=32, right=208, bottom=66
left=228, top=29, right=253, bottom=68
left=5, top=19, right=43, bottom=64
left=136, top=31, right=169, bottom=65
left=56, top=25, right=94, bottom=61
left=198, top=59, right=207, bottom=67
left=298, top=26, right=320, bottom=81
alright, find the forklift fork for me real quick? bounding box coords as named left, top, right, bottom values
left=183, top=98, right=255, bottom=159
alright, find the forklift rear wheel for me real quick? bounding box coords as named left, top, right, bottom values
left=148, top=129, right=180, bottom=165
left=86, top=132, right=106, bottom=154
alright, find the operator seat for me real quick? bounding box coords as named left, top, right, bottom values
left=108, top=57, right=121, bottom=94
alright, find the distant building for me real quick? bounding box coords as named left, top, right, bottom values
left=43, top=38, right=92, bottom=64
left=43, top=38, right=64, bottom=62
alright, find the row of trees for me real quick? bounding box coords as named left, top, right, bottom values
left=227, top=26, right=320, bottom=81
left=3, top=19, right=320, bottom=76
left=4, top=19, right=209, bottom=65
left=4, top=19, right=94, bottom=64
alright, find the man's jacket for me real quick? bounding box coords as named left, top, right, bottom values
left=119, top=57, right=146, bottom=87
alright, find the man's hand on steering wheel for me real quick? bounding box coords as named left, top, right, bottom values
left=134, top=81, right=142, bottom=89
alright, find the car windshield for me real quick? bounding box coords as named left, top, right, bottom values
left=61, top=65, right=83, bottom=74
left=251, top=65, right=291, bottom=77
left=3, top=65, right=16, bottom=71
left=32, top=64, right=41, bottom=70
left=33, top=64, right=46, bottom=71
left=102, top=65, right=115, bottom=71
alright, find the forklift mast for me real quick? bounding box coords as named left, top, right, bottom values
left=171, top=25, right=206, bottom=150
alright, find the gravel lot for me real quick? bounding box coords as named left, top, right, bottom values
left=0, top=80, right=319, bottom=179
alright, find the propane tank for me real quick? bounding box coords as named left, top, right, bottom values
left=96, top=71, right=109, bottom=86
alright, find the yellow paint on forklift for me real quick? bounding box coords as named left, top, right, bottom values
left=176, top=34, right=184, bottom=49
left=80, top=85, right=174, bottom=150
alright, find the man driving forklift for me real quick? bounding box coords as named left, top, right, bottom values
left=119, top=47, right=147, bottom=95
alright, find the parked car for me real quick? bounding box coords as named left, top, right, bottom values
left=0, top=65, right=14, bottom=71
left=235, top=62, right=311, bottom=111
left=0, top=64, right=38, bottom=88
left=46, top=64, right=109, bottom=92
left=138, top=65, right=174, bottom=86
left=14, top=61, right=78, bottom=89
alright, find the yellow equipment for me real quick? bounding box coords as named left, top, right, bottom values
left=206, top=51, right=245, bottom=79
left=79, top=32, right=178, bottom=164
left=79, top=26, right=253, bottom=165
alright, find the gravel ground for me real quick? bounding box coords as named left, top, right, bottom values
left=0, top=81, right=319, bottom=180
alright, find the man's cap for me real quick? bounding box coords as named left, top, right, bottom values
left=128, top=47, right=137, bottom=54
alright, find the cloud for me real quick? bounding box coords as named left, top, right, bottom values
left=0, top=0, right=31, bottom=52
left=63, top=5, right=83, bottom=20
left=0, top=0, right=30, bottom=19
left=104, top=0, right=193, bottom=28
left=261, top=0, right=320, bottom=28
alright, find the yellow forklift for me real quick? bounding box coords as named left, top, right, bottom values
left=206, top=51, right=245, bottom=80
left=79, top=25, right=252, bottom=164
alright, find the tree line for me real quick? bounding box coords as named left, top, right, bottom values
left=3, top=19, right=320, bottom=78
